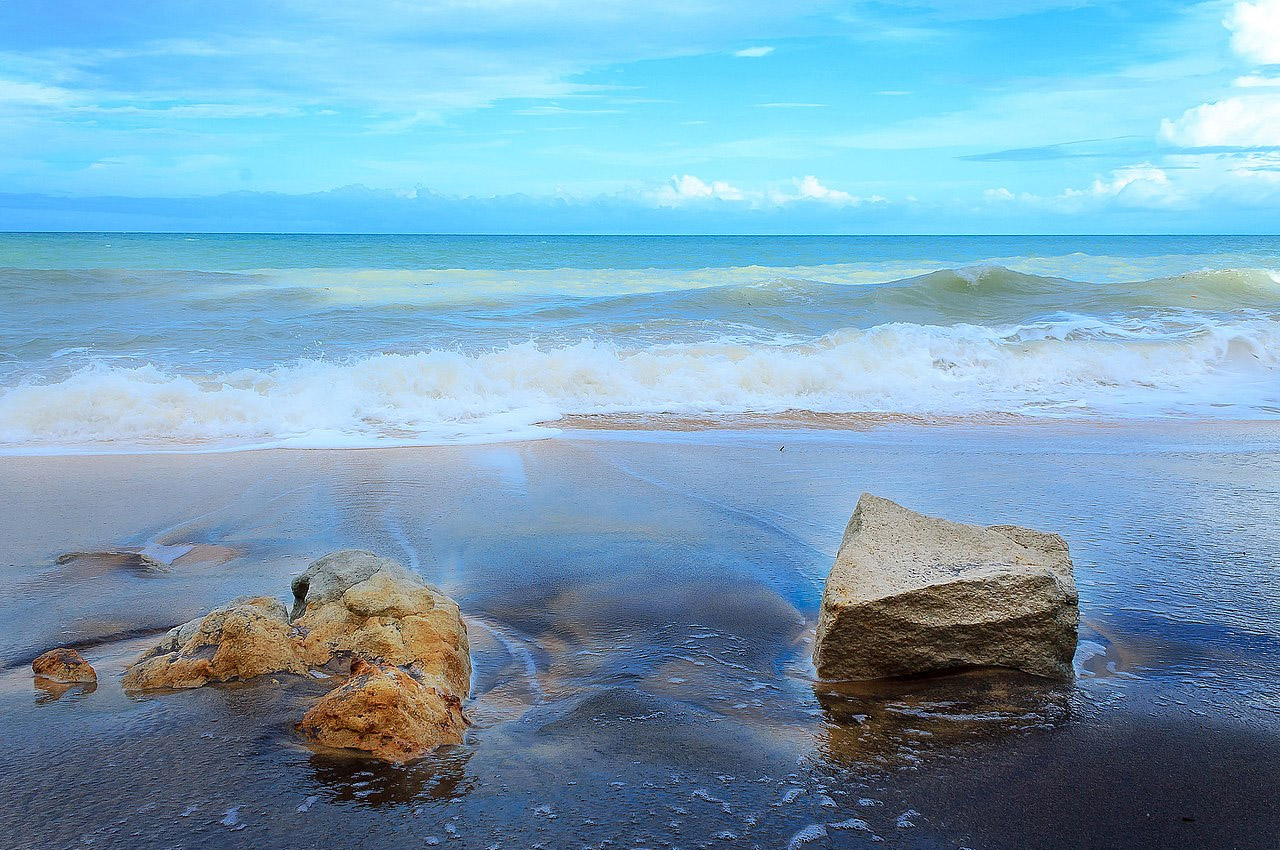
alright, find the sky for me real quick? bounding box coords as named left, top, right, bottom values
left=0, top=0, right=1278, bottom=233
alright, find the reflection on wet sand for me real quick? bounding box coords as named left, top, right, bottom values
left=33, top=678, right=97, bottom=705
left=308, top=747, right=473, bottom=807
left=2, top=426, right=1279, bottom=848
left=814, top=669, right=1074, bottom=771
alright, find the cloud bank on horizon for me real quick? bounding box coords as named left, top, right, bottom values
left=1, top=0, right=1278, bottom=233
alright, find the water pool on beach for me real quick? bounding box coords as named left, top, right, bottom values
left=2, top=422, right=1278, bottom=849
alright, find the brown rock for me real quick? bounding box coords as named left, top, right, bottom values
left=120, top=550, right=472, bottom=762
left=290, top=550, right=471, bottom=694
left=32, top=647, right=97, bottom=683
left=122, top=596, right=307, bottom=690
left=813, top=494, right=1079, bottom=681
left=297, top=658, right=467, bottom=762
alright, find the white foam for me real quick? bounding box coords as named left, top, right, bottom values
left=787, top=824, right=828, bottom=849
left=1, top=316, right=1277, bottom=453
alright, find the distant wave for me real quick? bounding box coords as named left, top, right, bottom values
left=1, top=314, right=1276, bottom=452
left=581, top=265, right=1280, bottom=327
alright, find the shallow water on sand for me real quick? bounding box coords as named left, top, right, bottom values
left=2, top=423, right=1279, bottom=849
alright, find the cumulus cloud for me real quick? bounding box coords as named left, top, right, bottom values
left=1155, top=2, right=1280, bottom=150
left=650, top=174, right=747, bottom=205
left=645, top=174, right=872, bottom=208
left=1159, top=95, right=1280, bottom=147
left=1150, top=1, right=1280, bottom=149
left=994, top=152, right=1280, bottom=219
left=1226, top=0, right=1280, bottom=65
left=734, top=46, right=774, bottom=57
left=985, top=166, right=1189, bottom=214
left=791, top=175, right=858, bottom=205
left=1069, top=164, right=1183, bottom=207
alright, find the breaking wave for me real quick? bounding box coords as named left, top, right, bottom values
left=1, top=314, right=1277, bottom=452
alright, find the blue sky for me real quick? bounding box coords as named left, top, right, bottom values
left=1, top=0, right=1278, bottom=232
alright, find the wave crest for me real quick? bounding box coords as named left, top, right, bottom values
left=1, top=316, right=1276, bottom=451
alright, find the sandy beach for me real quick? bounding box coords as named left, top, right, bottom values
left=6, top=0, right=1280, bottom=840
left=4, top=421, right=1278, bottom=849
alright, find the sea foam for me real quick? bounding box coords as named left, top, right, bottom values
left=0, top=315, right=1275, bottom=452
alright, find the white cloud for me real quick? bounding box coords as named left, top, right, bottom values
left=1024, top=164, right=1191, bottom=212
left=645, top=174, right=872, bottom=208
left=1234, top=74, right=1280, bottom=87
left=791, top=175, right=857, bottom=205
left=1145, top=0, right=1280, bottom=167
left=1080, top=164, right=1178, bottom=201
left=513, top=104, right=624, bottom=116
left=1226, top=0, right=1280, bottom=65
left=734, top=46, right=775, bottom=57
left=1005, top=154, right=1280, bottom=216
left=0, top=79, right=76, bottom=107
left=650, top=174, right=746, bottom=205
left=1159, top=95, right=1280, bottom=147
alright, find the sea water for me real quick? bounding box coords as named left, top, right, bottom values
left=1, top=233, right=1277, bottom=451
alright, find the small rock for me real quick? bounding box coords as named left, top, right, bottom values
left=32, top=647, right=97, bottom=683
left=296, top=658, right=467, bottom=763
left=56, top=550, right=169, bottom=578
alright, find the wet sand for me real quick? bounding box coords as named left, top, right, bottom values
left=2, top=423, right=1279, bottom=849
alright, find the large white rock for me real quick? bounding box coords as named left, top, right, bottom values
left=813, top=494, right=1078, bottom=680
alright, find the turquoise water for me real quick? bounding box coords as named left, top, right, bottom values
left=1, top=234, right=1278, bottom=450
left=4, top=233, right=1280, bottom=271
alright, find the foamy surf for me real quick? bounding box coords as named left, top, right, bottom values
left=3, top=234, right=1279, bottom=453
left=1, top=314, right=1276, bottom=453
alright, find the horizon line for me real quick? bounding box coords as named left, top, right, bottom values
left=2, top=231, right=1276, bottom=238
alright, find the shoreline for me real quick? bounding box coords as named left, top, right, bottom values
left=3, top=411, right=1280, bottom=457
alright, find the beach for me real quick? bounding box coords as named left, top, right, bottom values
left=4, top=420, right=1279, bottom=849
left=3, top=233, right=1279, bottom=847
left=7, top=0, right=1280, bottom=841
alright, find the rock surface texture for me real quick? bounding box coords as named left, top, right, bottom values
left=290, top=550, right=471, bottom=696
left=297, top=658, right=467, bottom=762
left=120, top=549, right=471, bottom=761
left=121, top=596, right=306, bottom=690
left=32, top=647, right=97, bottom=683
left=813, top=494, right=1078, bottom=680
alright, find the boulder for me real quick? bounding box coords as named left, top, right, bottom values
left=32, top=647, right=97, bottom=683
left=290, top=550, right=471, bottom=695
left=297, top=658, right=467, bottom=762
left=119, top=550, right=472, bottom=762
left=813, top=494, right=1078, bottom=680
left=121, top=596, right=307, bottom=690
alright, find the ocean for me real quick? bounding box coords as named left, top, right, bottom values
left=1, top=233, right=1278, bottom=452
